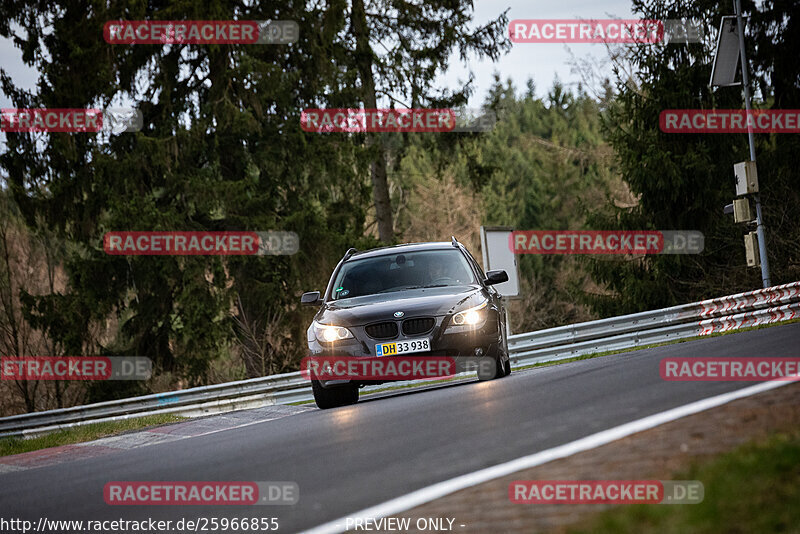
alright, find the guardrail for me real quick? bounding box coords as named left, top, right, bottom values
left=2, top=281, right=798, bottom=439
left=507, top=281, right=800, bottom=363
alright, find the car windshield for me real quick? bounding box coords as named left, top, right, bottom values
left=330, top=249, right=476, bottom=300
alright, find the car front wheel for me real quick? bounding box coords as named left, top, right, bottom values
left=477, top=355, right=504, bottom=381
left=311, top=379, right=359, bottom=409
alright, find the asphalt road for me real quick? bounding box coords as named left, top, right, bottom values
left=3, top=322, right=799, bottom=533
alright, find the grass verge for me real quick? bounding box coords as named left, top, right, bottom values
left=568, top=427, right=800, bottom=533
left=0, top=414, right=185, bottom=457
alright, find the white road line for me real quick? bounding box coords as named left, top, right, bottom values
left=0, top=410, right=309, bottom=474
left=301, top=380, right=793, bottom=534
left=0, top=464, right=26, bottom=474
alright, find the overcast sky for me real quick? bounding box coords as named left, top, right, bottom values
left=442, top=0, right=634, bottom=105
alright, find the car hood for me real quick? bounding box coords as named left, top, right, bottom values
left=316, top=285, right=485, bottom=327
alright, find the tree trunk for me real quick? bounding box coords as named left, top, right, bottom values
left=352, top=0, right=393, bottom=243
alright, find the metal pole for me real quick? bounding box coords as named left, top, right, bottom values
left=734, top=0, right=771, bottom=287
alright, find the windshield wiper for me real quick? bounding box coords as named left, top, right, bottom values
left=376, top=286, right=422, bottom=293
left=375, top=283, right=452, bottom=293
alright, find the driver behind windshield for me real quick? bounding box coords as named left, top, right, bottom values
left=425, top=254, right=467, bottom=285
left=427, top=255, right=448, bottom=283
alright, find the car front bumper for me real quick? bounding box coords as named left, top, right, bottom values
left=306, top=314, right=502, bottom=388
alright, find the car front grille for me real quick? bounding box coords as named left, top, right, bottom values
left=365, top=321, right=398, bottom=339
left=402, top=317, right=435, bottom=336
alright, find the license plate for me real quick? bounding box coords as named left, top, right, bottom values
left=376, top=338, right=431, bottom=357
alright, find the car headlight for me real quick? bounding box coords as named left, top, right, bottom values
left=313, top=321, right=354, bottom=343
left=450, top=300, right=488, bottom=328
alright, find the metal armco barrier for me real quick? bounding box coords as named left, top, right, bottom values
left=507, top=281, right=800, bottom=363
left=2, top=281, right=798, bottom=439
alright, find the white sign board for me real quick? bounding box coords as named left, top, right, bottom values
left=710, top=16, right=742, bottom=87
left=480, top=226, right=520, bottom=298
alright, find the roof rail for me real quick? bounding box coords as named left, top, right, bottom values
left=342, top=247, right=358, bottom=261
left=451, top=236, right=459, bottom=248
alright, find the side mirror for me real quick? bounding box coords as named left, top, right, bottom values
left=300, top=291, right=322, bottom=305
left=484, top=270, right=508, bottom=286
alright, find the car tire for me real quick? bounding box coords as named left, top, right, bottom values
left=477, top=356, right=502, bottom=381
left=312, top=379, right=359, bottom=409
left=494, top=351, right=512, bottom=378
left=501, top=326, right=511, bottom=376
left=495, top=355, right=507, bottom=379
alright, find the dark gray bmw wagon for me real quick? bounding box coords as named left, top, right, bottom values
left=301, top=238, right=510, bottom=408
